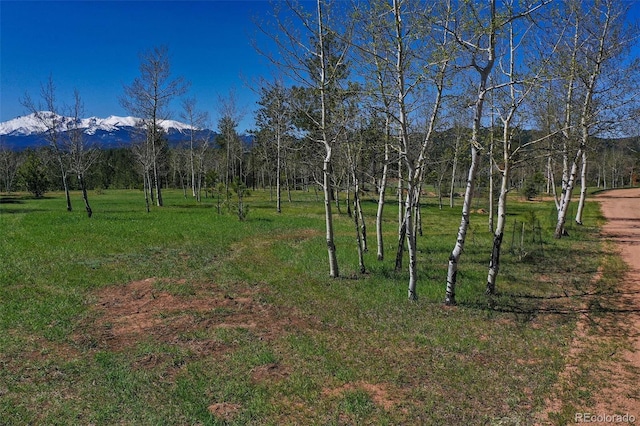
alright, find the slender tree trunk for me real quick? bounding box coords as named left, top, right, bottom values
left=54, top=147, right=72, bottom=211
left=317, top=0, right=339, bottom=279
left=487, top=126, right=511, bottom=294
left=324, top=150, right=339, bottom=278
left=450, top=135, right=460, bottom=208
left=356, top=187, right=367, bottom=253
left=62, top=171, right=72, bottom=212
left=352, top=171, right=366, bottom=274
left=393, top=0, right=448, bottom=300
left=346, top=181, right=352, bottom=218
left=149, top=172, right=156, bottom=205
left=79, top=173, right=92, bottom=218
left=395, top=217, right=407, bottom=272
left=438, top=171, right=445, bottom=209
left=152, top=125, right=163, bottom=207
left=546, top=155, right=552, bottom=194
left=405, top=191, right=418, bottom=300
left=276, top=129, right=282, bottom=213
left=395, top=157, right=405, bottom=270
left=225, top=139, right=231, bottom=202
left=334, top=185, right=341, bottom=213
left=144, top=169, right=151, bottom=213
left=561, top=140, right=569, bottom=199
left=446, top=144, right=481, bottom=304
left=286, top=168, right=292, bottom=202
left=196, top=160, right=203, bottom=202
left=188, top=128, right=196, bottom=198
left=555, top=148, right=581, bottom=238
left=397, top=156, right=403, bottom=232
left=556, top=16, right=579, bottom=228
left=556, top=4, right=609, bottom=236
left=376, top=135, right=389, bottom=260
left=445, top=0, right=496, bottom=306
left=488, top=122, right=495, bottom=233
left=416, top=191, right=423, bottom=237
left=486, top=19, right=534, bottom=296
left=575, top=150, right=588, bottom=225
left=549, top=157, right=561, bottom=210
left=446, top=84, right=491, bottom=305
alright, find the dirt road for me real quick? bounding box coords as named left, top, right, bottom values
left=590, top=189, right=640, bottom=417
left=541, top=189, right=640, bottom=424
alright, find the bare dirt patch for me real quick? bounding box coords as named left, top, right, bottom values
left=251, top=362, right=290, bottom=383
left=322, top=381, right=397, bottom=411
left=208, top=402, right=241, bottom=421
left=74, top=277, right=310, bottom=357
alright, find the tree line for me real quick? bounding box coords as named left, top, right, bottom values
left=1, top=0, right=639, bottom=303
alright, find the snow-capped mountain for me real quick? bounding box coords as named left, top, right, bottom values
left=0, top=112, right=196, bottom=136
left=0, top=112, right=211, bottom=150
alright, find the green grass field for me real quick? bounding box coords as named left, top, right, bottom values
left=0, top=188, right=624, bottom=424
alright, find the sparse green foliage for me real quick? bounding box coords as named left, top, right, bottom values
left=120, top=45, right=189, bottom=208
left=523, top=172, right=546, bottom=201
left=17, top=149, right=49, bottom=197
left=231, top=179, right=250, bottom=221
left=214, top=181, right=227, bottom=215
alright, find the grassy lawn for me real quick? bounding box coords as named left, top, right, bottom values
left=0, top=187, right=622, bottom=424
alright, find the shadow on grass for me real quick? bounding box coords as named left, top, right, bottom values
left=0, top=197, right=24, bottom=204
left=458, top=284, right=640, bottom=336
left=482, top=294, right=640, bottom=315
left=0, top=196, right=52, bottom=214
left=172, top=203, right=216, bottom=210
left=0, top=208, right=49, bottom=214
left=2, top=195, right=56, bottom=201
left=249, top=217, right=274, bottom=223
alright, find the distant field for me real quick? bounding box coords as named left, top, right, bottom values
left=0, top=188, right=622, bottom=424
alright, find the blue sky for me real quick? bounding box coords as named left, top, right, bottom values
left=1, top=1, right=639, bottom=134
left=1, top=1, right=279, bottom=133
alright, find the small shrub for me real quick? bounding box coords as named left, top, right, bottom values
left=18, top=150, right=49, bottom=198
left=523, top=172, right=545, bottom=200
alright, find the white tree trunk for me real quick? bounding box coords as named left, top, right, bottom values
left=487, top=118, right=513, bottom=294
left=555, top=146, right=581, bottom=238
left=575, top=150, right=588, bottom=225
left=445, top=5, right=495, bottom=303
left=375, top=136, right=389, bottom=261
left=352, top=171, right=366, bottom=274
left=324, top=150, right=339, bottom=278
left=488, top=127, right=495, bottom=233
left=450, top=135, right=460, bottom=208
left=446, top=143, right=481, bottom=305
left=405, top=189, right=418, bottom=300
left=556, top=1, right=610, bottom=237
left=486, top=163, right=508, bottom=295
left=317, top=0, right=339, bottom=278
left=276, top=128, right=282, bottom=213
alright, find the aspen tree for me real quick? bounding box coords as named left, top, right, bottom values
left=445, top=0, right=548, bottom=305
left=22, top=76, right=72, bottom=212
left=121, top=45, right=188, bottom=207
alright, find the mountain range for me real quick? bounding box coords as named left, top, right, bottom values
left=0, top=112, right=218, bottom=150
